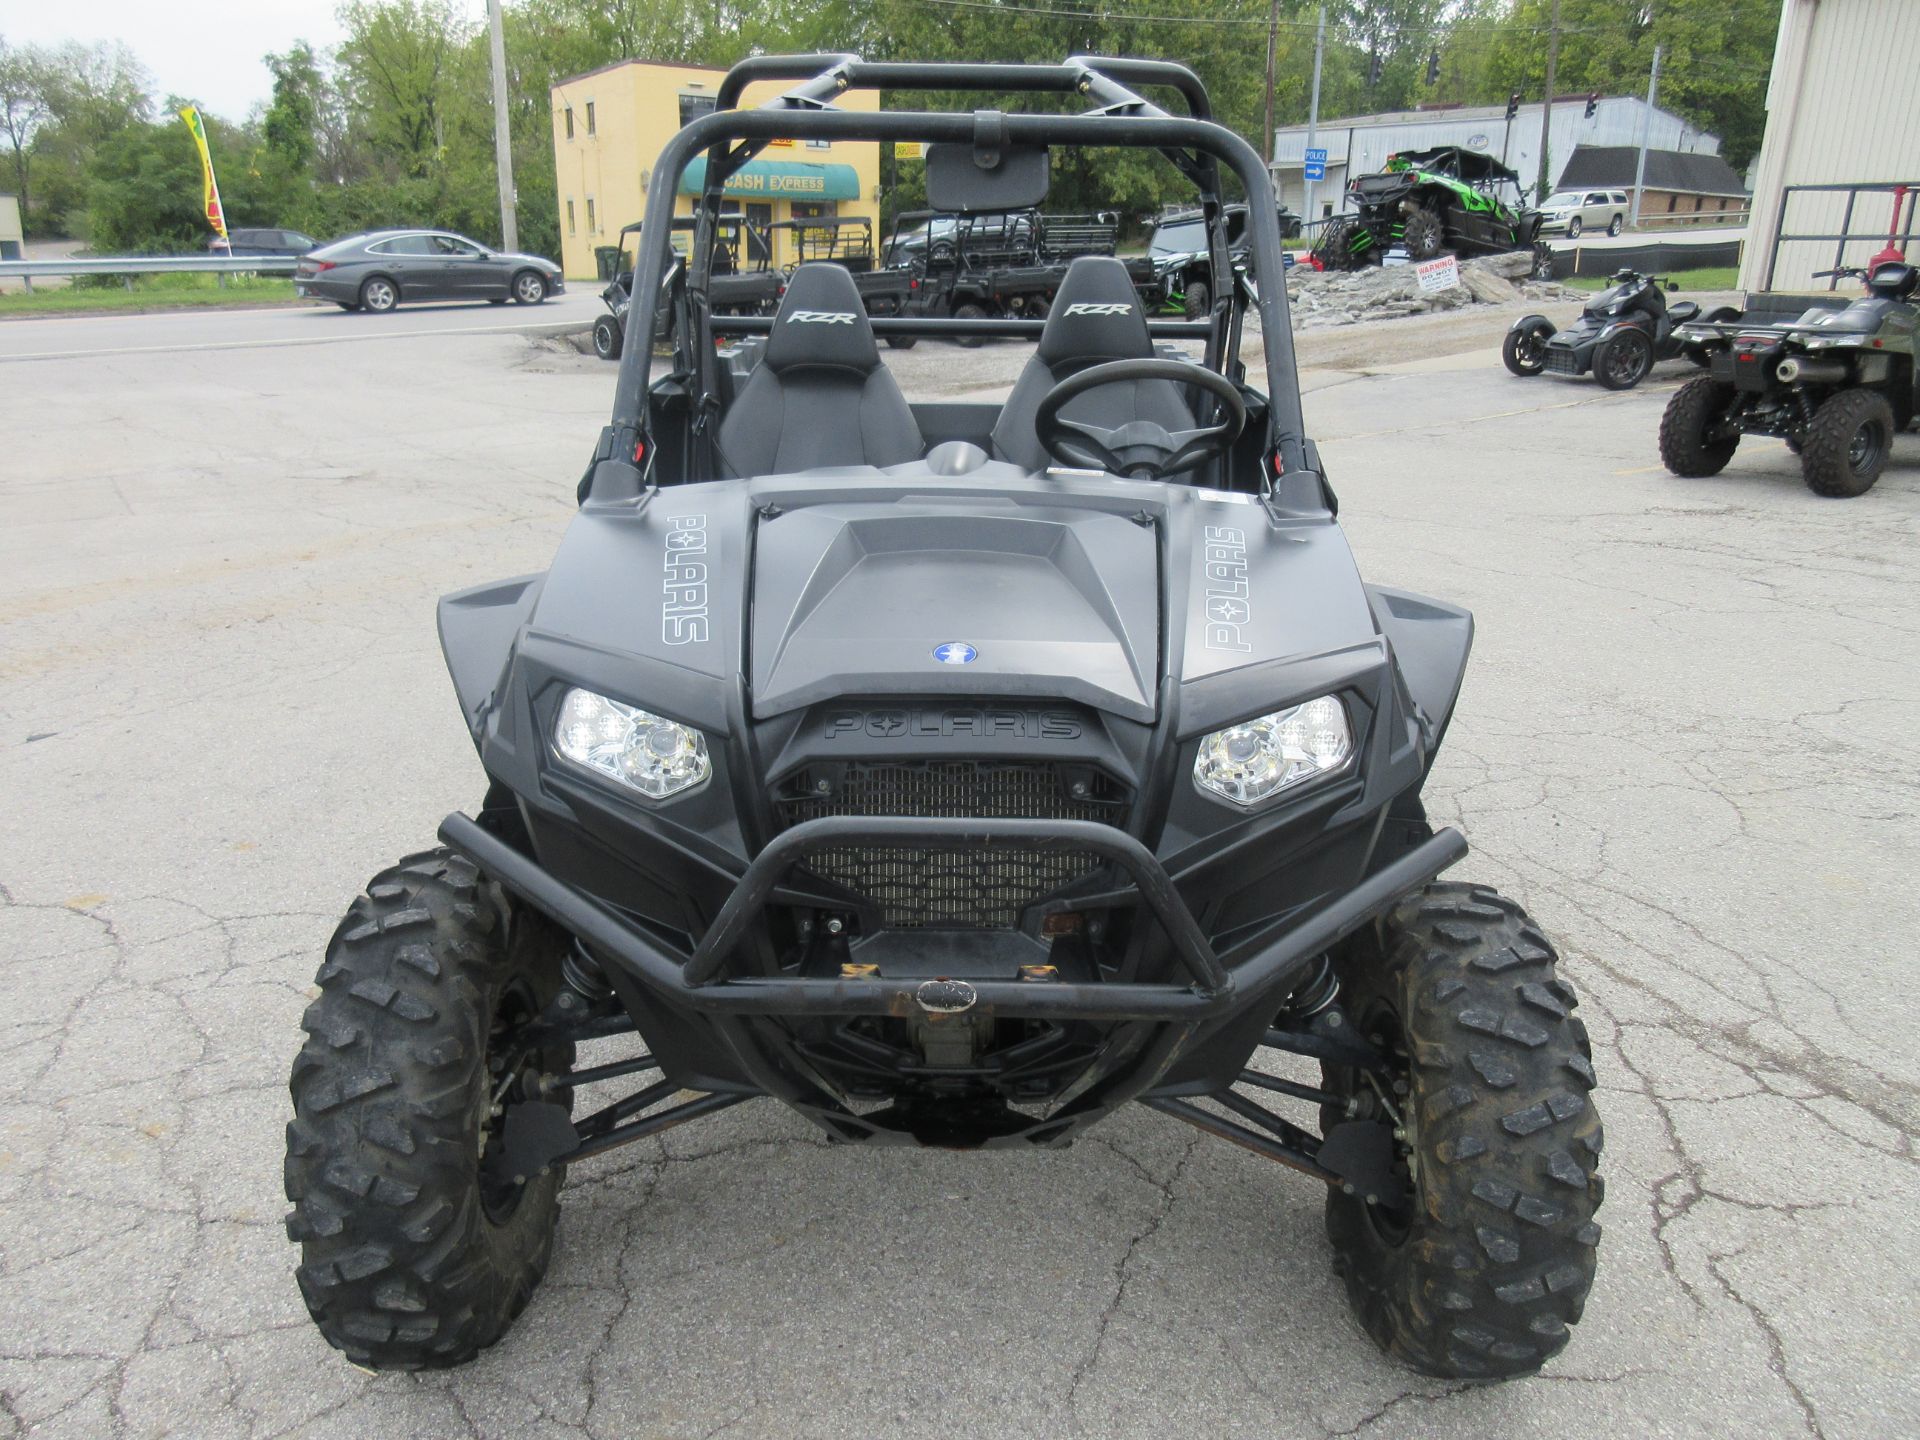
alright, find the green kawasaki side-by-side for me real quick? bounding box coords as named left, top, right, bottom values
left=1314, top=146, right=1548, bottom=275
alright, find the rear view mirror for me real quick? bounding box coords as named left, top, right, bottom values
left=1666, top=280, right=1679, bottom=292
left=925, top=142, right=1050, bottom=213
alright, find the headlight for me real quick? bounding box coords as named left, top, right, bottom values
left=553, top=687, right=710, bottom=800
left=1193, top=696, right=1352, bottom=807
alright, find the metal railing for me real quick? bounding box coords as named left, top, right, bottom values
left=0, top=253, right=301, bottom=294
left=1763, top=180, right=1919, bottom=291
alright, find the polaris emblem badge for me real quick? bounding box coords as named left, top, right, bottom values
left=1063, top=302, right=1132, bottom=316
left=787, top=310, right=856, bottom=325
left=932, top=642, right=978, bottom=665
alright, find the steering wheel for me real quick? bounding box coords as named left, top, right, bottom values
left=1034, top=359, right=1247, bottom=480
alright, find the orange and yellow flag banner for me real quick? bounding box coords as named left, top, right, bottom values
left=178, top=105, right=228, bottom=242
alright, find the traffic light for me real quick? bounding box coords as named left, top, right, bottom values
left=1584, top=92, right=1599, bottom=119
left=1505, top=92, right=1521, bottom=120
left=1368, top=52, right=1383, bottom=86
left=1427, top=49, right=1441, bottom=85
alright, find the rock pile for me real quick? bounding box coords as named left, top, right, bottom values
left=1284, top=250, right=1583, bottom=329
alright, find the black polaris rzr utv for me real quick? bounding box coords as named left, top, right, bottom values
left=1315, top=146, right=1546, bottom=275
left=1504, top=268, right=1739, bottom=391
left=286, top=53, right=1603, bottom=1382
left=1661, top=261, right=1919, bottom=497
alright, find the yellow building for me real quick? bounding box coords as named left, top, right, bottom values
left=550, top=59, right=883, bottom=282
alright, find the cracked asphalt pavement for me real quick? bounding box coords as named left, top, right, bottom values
left=3, top=308, right=1917, bottom=1438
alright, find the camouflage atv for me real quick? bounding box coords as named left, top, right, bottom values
left=1316, top=146, right=1547, bottom=276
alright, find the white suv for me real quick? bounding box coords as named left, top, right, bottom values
left=1537, top=190, right=1629, bottom=239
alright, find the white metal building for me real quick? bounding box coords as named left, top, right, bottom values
left=1271, top=96, right=1718, bottom=222
left=1739, top=0, right=1920, bottom=291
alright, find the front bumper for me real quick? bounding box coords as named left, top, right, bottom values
left=441, top=810, right=1466, bottom=1024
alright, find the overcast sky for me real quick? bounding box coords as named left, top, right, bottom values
left=4, top=1, right=351, bottom=121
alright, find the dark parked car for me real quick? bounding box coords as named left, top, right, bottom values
left=212, top=227, right=317, bottom=257
left=294, top=229, right=564, bottom=313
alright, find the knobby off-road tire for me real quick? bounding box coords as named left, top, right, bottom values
left=1800, top=387, right=1895, bottom=498
left=1660, top=376, right=1740, bottom=477
left=1322, top=883, right=1603, bottom=1380
left=286, top=849, right=574, bottom=1370
left=1401, top=205, right=1446, bottom=261
left=1183, top=276, right=1211, bottom=321
left=593, top=313, right=623, bottom=361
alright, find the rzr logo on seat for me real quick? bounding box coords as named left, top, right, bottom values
left=787, top=310, right=856, bottom=324
left=1063, top=302, right=1133, bottom=316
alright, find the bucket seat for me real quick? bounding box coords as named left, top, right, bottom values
left=717, top=263, right=923, bottom=475
left=990, top=256, right=1202, bottom=475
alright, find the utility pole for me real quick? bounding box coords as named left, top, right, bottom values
left=1304, top=5, right=1326, bottom=226
left=1536, top=0, right=1562, bottom=205
left=1630, top=45, right=1663, bottom=229
left=485, top=0, right=518, bottom=253
left=1264, top=0, right=1279, bottom=164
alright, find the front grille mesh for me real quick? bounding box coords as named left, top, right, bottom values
left=775, top=762, right=1128, bottom=930
left=1545, top=347, right=1582, bottom=374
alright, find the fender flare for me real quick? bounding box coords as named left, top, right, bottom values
left=1367, top=584, right=1473, bottom=774
left=1510, top=312, right=1555, bottom=338
left=437, top=574, right=545, bottom=743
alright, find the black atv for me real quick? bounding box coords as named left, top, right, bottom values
left=1660, top=261, right=1919, bottom=497
left=1315, top=146, right=1545, bottom=274
left=1504, top=269, right=1740, bottom=391
left=593, top=214, right=781, bottom=360
left=286, top=54, right=1603, bottom=1381
left=1149, top=201, right=1302, bottom=319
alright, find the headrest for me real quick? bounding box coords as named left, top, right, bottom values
left=1037, top=256, right=1154, bottom=367
left=763, top=263, right=880, bottom=373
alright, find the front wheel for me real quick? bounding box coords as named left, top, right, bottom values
left=1322, top=883, right=1603, bottom=1380
left=1502, top=320, right=1553, bottom=377
left=1801, top=388, right=1895, bottom=497
left=1567, top=216, right=1583, bottom=240
left=1593, top=328, right=1654, bottom=390
left=592, top=313, right=623, bottom=361
left=952, top=301, right=989, bottom=348
left=1660, top=376, right=1741, bottom=476
left=512, top=271, right=549, bottom=305
left=285, top=849, right=574, bottom=1370
left=1182, top=276, right=1211, bottom=321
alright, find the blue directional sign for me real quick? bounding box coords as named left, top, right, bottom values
left=1303, top=146, right=1327, bottom=181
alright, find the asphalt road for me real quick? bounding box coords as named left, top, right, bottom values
left=0, top=290, right=603, bottom=363
left=3, top=306, right=1917, bottom=1439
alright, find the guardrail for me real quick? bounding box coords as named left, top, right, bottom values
left=0, top=254, right=301, bottom=293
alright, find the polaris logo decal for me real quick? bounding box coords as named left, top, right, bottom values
left=662, top=514, right=709, bottom=645
left=1201, top=525, right=1253, bottom=652
left=932, top=641, right=977, bottom=665
left=822, top=708, right=1084, bottom=740
left=786, top=310, right=856, bottom=325
left=1062, top=302, right=1133, bottom=317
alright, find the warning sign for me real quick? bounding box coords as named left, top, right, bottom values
left=1415, top=255, right=1460, bottom=293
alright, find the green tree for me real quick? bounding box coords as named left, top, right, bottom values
left=0, top=38, right=56, bottom=230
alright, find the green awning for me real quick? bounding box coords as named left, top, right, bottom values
left=677, top=156, right=861, bottom=202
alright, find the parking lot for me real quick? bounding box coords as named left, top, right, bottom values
left=3, top=301, right=1917, bottom=1439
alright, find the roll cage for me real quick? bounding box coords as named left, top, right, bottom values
left=591, top=54, right=1315, bottom=508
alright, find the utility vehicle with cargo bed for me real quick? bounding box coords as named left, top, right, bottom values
left=286, top=53, right=1605, bottom=1382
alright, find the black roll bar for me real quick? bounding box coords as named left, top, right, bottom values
left=602, top=55, right=1308, bottom=490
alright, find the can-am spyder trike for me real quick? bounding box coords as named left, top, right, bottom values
left=1503, top=268, right=1738, bottom=390
left=285, top=54, right=1604, bottom=1382
left=1661, top=261, right=1918, bottom=496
